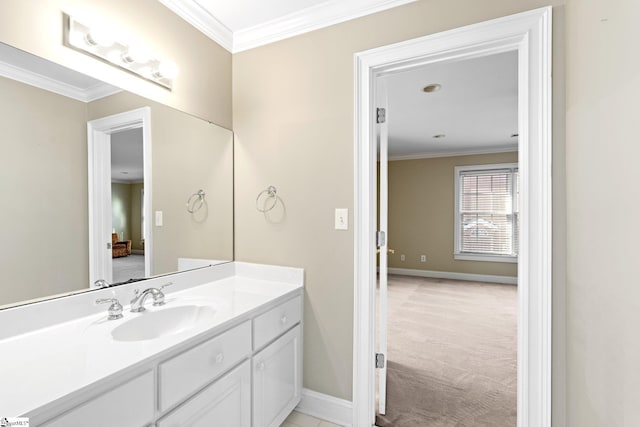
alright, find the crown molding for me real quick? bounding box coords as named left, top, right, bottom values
left=388, top=146, right=518, bottom=161
left=157, top=0, right=233, bottom=51
left=158, top=0, right=417, bottom=53
left=0, top=60, right=121, bottom=102
left=233, top=0, right=417, bottom=52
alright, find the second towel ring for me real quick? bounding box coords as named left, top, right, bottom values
left=256, top=186, right=278, bottom=213
left=187, top=190, right=206, bottom=213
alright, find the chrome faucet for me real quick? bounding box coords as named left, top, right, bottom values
left=96, top=297, right=123, bottom=320
left=130, top=282, right=173, bottom=313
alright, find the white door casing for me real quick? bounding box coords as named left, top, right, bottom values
left=353, top=7, right=552, bottom=427
left=88, top=107, right=152, bottom=287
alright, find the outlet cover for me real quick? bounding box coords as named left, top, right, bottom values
left=420, top=255, right=426, bottom=262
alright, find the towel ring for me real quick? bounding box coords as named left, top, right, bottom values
left=186, top=190, right=206, bottom=213
left=256, top=186, right=278, bottom=213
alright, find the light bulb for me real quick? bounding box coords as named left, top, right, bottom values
left=85, top=26, right=114, bottom=47
left=121, top=44, right=151, bottom=64
left=155, top=61, right=178, bottom=79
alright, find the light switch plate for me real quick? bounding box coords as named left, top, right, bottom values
left=335, top=208, right=348, bottom=230
left=155, top=211, right=163, bottom=227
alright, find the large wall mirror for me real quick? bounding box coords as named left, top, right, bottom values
left=0, top=42, right=233, bottom=310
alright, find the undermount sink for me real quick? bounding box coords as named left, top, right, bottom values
left=111, top=305, right=216, bottom=342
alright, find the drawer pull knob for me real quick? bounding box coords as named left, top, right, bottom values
left=280, top=315, right=288, bottom=325
left=215, top=353, right=225, bottom=364
left=257, top=362, right=266, bottom=371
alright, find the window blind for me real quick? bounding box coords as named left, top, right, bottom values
left=458, top=167, right=519, bottom=257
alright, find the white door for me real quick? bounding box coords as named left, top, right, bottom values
left=88, top=128, right=113, bottom=286
left=376, top=78, right=389, bottom=416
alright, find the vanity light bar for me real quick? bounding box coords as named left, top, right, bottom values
left=63, top=14, right=177, bottom=90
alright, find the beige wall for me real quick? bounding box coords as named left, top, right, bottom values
left=388, top=152, right=518, bottom=276
left=111, top=182, right=132, bottom=242
left=566, top=0, right=640, bottom=425
left=88, top=91, right=234, bottom=275
left=233, top=0, right=568, bottom=422
left=130, top=182, right=144, bottom=251
left=0, top=0, right=231, bottom=128
left=0, top=76, right=89, bottom=306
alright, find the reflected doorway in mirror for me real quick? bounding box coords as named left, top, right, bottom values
left=88, top=107, right=153, bottom=288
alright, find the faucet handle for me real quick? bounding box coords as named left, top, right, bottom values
left=96, top=298, right=124, bottom=320
left=94, top=279, right=111, bottom=289
left=152, top=282, right=173, bottom=307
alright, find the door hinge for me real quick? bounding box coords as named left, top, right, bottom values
left=376, top=353, right=385, bottom=369
left=376, top=230, right=386, bottom=248
left=376, top=107, right=386, bottom=124
left=107, top=242, right=112, bottom=249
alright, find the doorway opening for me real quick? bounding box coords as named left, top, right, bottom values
left=375, top=51, right=519, bottom=426
left=111, top=127, right=146, bottom=283
left=88, top=107, right=152, bottom=288
left=353, top=7, right=552, bottom=427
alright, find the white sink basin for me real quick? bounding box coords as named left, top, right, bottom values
left=111, top=305, right=216, bottom=342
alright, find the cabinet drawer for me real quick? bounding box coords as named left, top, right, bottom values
left=41, top=370, right=154, bottom=427
left=157, top=361, right=251, bottom=427
left=253, top=296, right=302, bottom=350
left=159, top=321, right=251, bottom=411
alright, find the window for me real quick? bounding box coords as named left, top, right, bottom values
left=454, top=163, right=518, bottom=262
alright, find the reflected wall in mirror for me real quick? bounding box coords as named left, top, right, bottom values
left=0, top=42, right=233, bottom=309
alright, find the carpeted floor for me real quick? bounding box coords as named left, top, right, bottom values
left=376, top=275, right=517, bottom=427
left=112, top=254, right=146, bottom=283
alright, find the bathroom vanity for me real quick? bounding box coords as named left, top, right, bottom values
left=0, top=262, right=303, bottom=427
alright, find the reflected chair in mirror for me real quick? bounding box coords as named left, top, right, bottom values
left=112, top=233, right=132, bottom=258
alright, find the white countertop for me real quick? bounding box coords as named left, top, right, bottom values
left=0, top=264, right=303, bottom=417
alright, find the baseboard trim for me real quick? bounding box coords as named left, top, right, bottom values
left=386, top=267, right=517, bottom=285
left=296, top=388, right=353, bottom=426
left=131, top=249, right=144, bottom=255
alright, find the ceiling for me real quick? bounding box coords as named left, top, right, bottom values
left=158, top=0, right=417, bottom=52
left=385, top=51, right=518, bottom=159
left=111, top=128, right=144, bottom=182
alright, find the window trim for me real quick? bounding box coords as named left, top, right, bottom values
left=454, top=162, right=518, bottom=263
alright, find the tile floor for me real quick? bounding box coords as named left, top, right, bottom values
left=281, top=411, right=342, bottom=427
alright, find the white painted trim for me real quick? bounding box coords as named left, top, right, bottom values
left=389, top=146, right=517, bottom=161
left=131, top=249, right=145, bottom=255
left=156, top=0, right=233, bottom=51
left=158, top=0, right=416, bottom=53
left=454, top=253, right=518, bottom=263
left=0, top=59, right=120, bottom=102
left=88, top=107, right=153, bottom=287
left=353, top=7, right=552, bottom=427
left=296, top=388, right=353, bottom=427
left=386, top=268, right=517, bottom=285
left=233, top=0, right=417, bottom=53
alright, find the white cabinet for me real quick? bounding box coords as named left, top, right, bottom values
left=159, top=321, right=252, bottom=411
left=40, top=371, right=154, bottom=427
left=34, top=293, right=303, bottom=427
left=157, top=361, right=251, bottom=427
left=253, top=295, right=302, bottom=350
left=253, top=325, right=302, bottom=427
